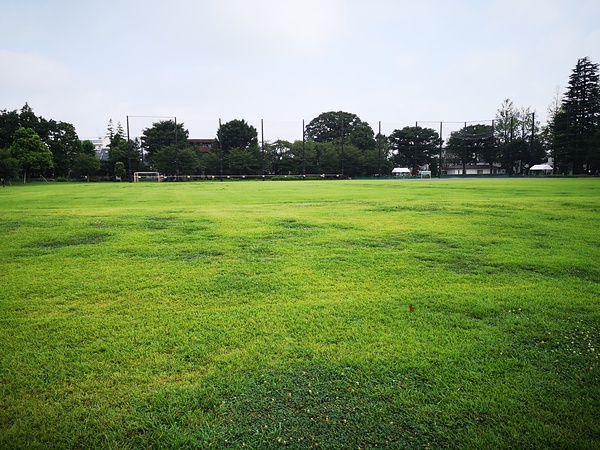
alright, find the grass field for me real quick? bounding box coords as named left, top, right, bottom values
left=0, top=178, right=599, bottom=449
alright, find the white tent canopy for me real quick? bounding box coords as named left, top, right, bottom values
left=529, top=164, right=553, bottom=171
left=392, top=167, right=411, bottom=174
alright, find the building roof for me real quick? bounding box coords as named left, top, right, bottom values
left=529, top=164, right=553, bottom=171
left=95, top=147, right=109, bottom=161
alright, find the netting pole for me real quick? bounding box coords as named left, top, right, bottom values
left=175, top=117, right=179, bottom=181
left=439, top=121, right=443, bottom=178
left=261, top=119, right=265, bottom=175
left=340, top=120, right=345, bottom=177
left=378, top=121, right=382, bottom=176
left=302, top=120, right=306, bottom=176
left=219, top=118, right=223, bottom=180
left=126, top=115, right=132, bottom=182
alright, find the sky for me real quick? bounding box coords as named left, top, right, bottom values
left=1, top=0, right=599, bottom=142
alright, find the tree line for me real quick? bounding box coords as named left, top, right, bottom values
left=0, top=103, right=100, bottom=182
left=1, top=57, right=598, bottom=182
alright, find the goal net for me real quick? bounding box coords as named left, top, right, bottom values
left=133, top=172, right=162, bottom=182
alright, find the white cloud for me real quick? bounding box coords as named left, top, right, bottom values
left=1, top=0, right=598, bottom=143
left=214, top=0, right=342, bottom=54
left=0, top=50, right=73, bottom=91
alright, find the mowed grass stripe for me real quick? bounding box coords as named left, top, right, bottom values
left=0, top=178, right=598, bottom=449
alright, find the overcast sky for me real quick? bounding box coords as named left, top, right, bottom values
left=1, top=0, right=598, bottom=142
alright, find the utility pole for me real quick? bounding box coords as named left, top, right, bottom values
left=126, top=115, right=132, bottom=182
left=414, top=121, right=419, bottom=174
left=510, top=116, right=514, bottom=175
left=378, top=121, right=382, bottom=176
left=530, top=112, right=535, bottom=148
left=340, top=120, right=345, bottom=177
left=174, top=117, right=179, bottom=180
left=463, top=122, right=467, bottom=175
left=261, top=119, right=265, bottom=176
left=302, top=120, right=306, bottom=176
left=439, top=121, right=443, bottom=178
left=491, top=119, right=495, bottom=175
left=219, top=118, right=223, bottom=179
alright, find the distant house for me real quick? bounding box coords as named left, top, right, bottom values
left=446, top=164, right=505, bottom=175
left=188, top=139, right=213, bottom=153
left=84, top=137, right=111, bottom=162
left=96, top=147, right=110, bottom=162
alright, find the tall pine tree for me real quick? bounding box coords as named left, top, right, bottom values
left=553, top=57, right=600, bottom=174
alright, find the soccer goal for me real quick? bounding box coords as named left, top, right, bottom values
left=133, top=172, right=162, bottom=182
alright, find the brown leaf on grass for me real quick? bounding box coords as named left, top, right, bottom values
left=409, top=304, right=415, bottom=313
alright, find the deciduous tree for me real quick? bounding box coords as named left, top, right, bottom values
left=141, top=120, right=189, bottom=167
left=226, top=147, right=261, bottom=175
left=74, top=154, right=100, bottom=180
left=46, top=121, right=81, bottom=177
left=0, top=109, right=20, bottom=149
left=152, top=146, right=200, bottom=176
left=114, top=162, right=126, bottom=181
left=0, top=105, right=83, bottom=178
left=388, top=126, right=440, bottom=174
left=214, top=119, right=260, bottom=174
left=0, top=148, right=20, bottom=180
left=9, top=128, right=53, bottom=182
left=494, top=99, right=523, bottom=174
left=305, top=111, right=375, bottom=150
left=80, top=140, right=96, bottom=156
left=445, top=124, right=494, bottom=174
left=264, top=140, right=297, bottom=175
left=215, top=119, right=258, bottom=153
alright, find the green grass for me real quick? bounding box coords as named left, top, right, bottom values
left=0, top=178, right=599, bottom=449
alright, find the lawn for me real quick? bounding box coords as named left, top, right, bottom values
left=0, top=178, right=599, bottom=449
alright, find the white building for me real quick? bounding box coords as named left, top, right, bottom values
left=446, top=164, right=505, bottom=175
